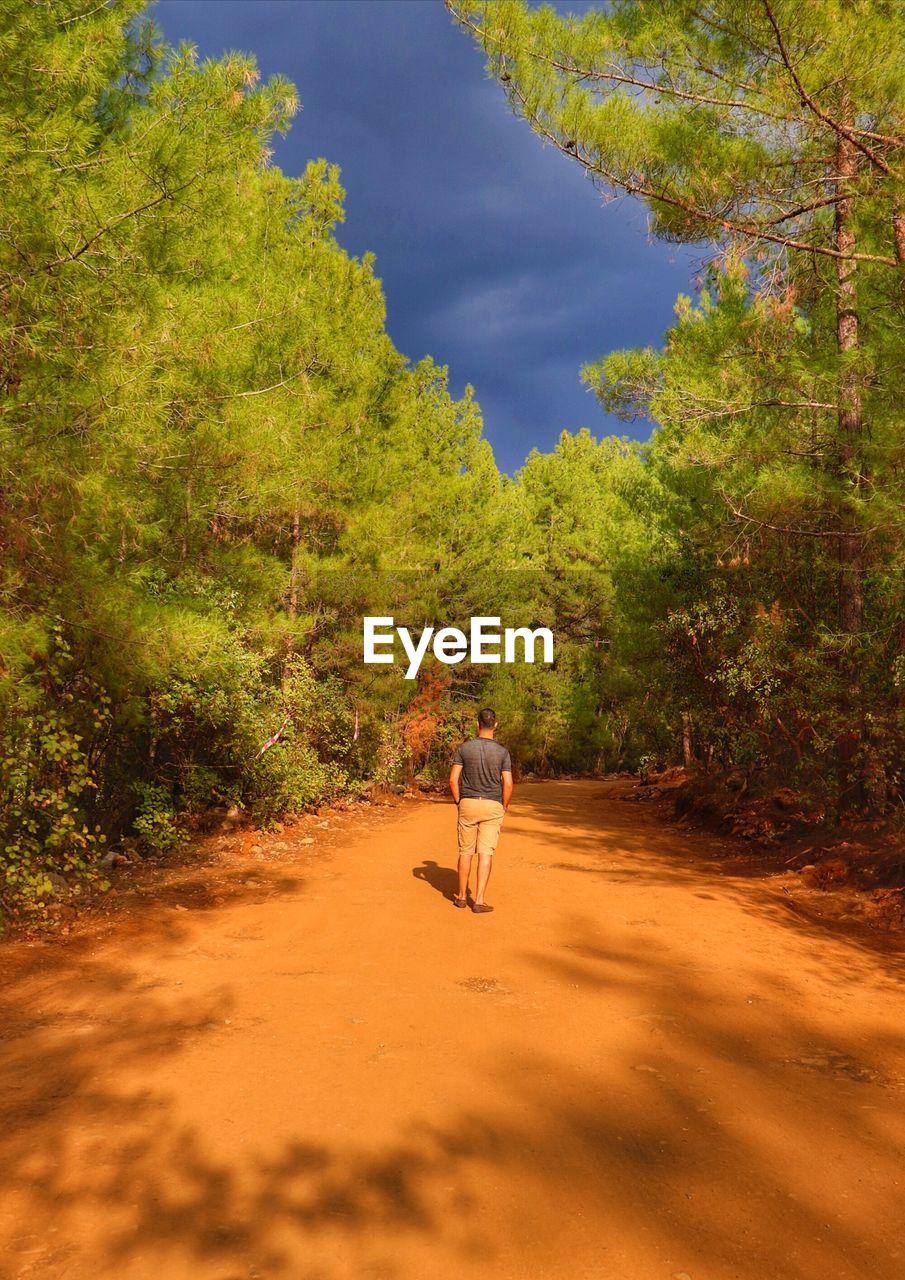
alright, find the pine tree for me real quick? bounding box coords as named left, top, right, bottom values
left=448, top=0, right=905, bottom=801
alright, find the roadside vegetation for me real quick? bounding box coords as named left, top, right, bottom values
left=3, top=0, right=903, bottom=924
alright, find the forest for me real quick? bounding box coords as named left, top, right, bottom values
left=2, top=0, right=904, bottom=921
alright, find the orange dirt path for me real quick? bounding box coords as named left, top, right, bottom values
left=2, top=780, right=905, bottom=1280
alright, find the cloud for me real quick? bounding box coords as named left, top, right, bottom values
left=152, top=0, right=697, bottom=472
left=430, top=273, right=575, bottom=343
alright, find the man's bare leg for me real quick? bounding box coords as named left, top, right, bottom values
left=473, top=852, right=493, bottom=905
left=456, top=853, right=473, bottom=901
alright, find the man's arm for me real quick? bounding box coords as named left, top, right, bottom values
left=501, top=769, right=513, bottom=811
left=449, top=762, right=463, bottom=804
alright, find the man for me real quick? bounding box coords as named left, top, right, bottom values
left=448, top=707, right=513, bottom=914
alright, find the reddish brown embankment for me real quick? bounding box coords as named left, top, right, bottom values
left=2, top=780, right=904, bottom=1279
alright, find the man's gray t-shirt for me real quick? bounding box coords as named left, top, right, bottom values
left=453, top=738, right=512, bottom=803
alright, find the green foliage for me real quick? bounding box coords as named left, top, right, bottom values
left=1, top=629, right=110, bottom=918
left=594, top=262, right=905, bottom=799
left=0, top=1, right=497, bottom=915
left=449, top=0, right=905, bottom=810
left=5, top=0, right=905, bottom=928
left=132, top=784, right=185, bottom=857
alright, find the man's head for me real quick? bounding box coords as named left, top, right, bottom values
left=477, top=707, right=497, bottom=734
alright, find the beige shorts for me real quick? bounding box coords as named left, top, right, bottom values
left=457, top=797, right=505, bottom=858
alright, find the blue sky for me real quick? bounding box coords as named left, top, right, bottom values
left=153, top=0, right=697, bottom=472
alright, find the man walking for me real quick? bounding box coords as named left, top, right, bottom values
left=449, top=708, right=513, bottom=914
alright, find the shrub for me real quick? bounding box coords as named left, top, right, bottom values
left=0, top=630, right=110, bottom=922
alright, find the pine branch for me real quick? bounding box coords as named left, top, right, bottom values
left=58, top=2, right=113, bottom=26
left=506, top=79, right=897, bottom=266
left=34, top=176, right=200, bottom=275
left=543, top=55, right=803, bottom=128
left=449, top=0, right=903, bottom=149
left=720, top=492, right=875, bottom=539
left=680, top=397, right=838, bottom=421
left=208, top=360, right=320, bottom=401
left=761, top=0, right=897, bottom=174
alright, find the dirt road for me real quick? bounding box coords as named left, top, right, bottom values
left=2, top=781, right=905, bottom=1280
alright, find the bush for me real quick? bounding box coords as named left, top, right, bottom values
left=132, top=782, right=186, bottom=856
left=0, top=630, right=110, bottom=922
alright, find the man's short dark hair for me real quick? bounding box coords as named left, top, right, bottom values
left=477, top=707, right=497, bottom=729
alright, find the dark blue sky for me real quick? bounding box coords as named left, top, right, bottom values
left=153, top=0, right=696, bottom=472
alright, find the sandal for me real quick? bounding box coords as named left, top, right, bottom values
left=471, top=902, right=494, bottom=913
left=453, top=895, right=468, bottom=909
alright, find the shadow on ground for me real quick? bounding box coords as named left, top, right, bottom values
left=411, top=860, right=457, bottom=902
left=509, top=780, right=905, bottom=977
left=2, top=782, right=905, bottom=1278
left=2, top=921, right=904, bottom=1279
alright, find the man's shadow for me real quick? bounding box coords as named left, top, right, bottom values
left=412, top=859, right=459, bottom=902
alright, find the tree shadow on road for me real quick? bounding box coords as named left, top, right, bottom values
left=3, top=903, right=905, bottom=1279
left=510, top=780, right=905, bottom=980
left=3, top=785, right=905, bottom=1278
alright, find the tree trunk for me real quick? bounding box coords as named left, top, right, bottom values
left=180, top=478, right=191, bottom=564
left=834, top=125, right=864, bottom=639
left=681, top=711, right=695, bottom=772
left=282, top=508, right=301, bottom=688
left=894, top=206, right=905, bottom=267
left=894, top=205, right=905, bottom=303
left=833, top=121, right=869, bottom=807
left=288, top=508, right=300, bottom=622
